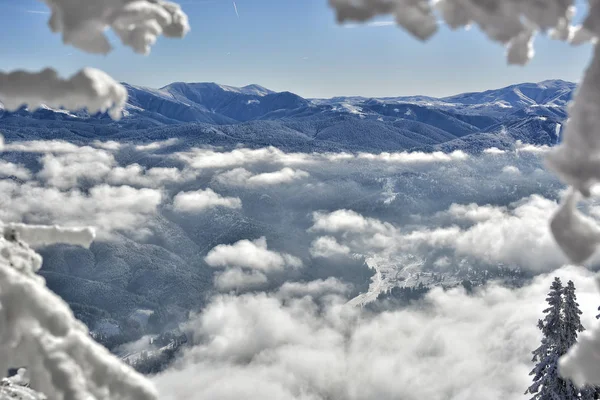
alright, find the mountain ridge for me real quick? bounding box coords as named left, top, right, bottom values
left=0, top=79, right=574, bottom=154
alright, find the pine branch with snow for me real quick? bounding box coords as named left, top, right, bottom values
left=0, top=224, right=158, bottom=400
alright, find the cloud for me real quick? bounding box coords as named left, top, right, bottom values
left=502, top=165, right=521, bottom=175
left=37, top=149, right=116, bottom=189
left=108, top=165, right=189, bottom=188
left=214, top=268, right=268, bottom=292
left=344, top=20, right=397, bottom=28
left=309, top=236, right=351, bottom=258
left=310, top=195, right=575, bottom=273
left=0, top=161, right=31, bottom=180
left=176, top=147, right=312, bottom=170
left=357, top=150, right=469, bottom=163
left=215, top=167, right=309, bottom=187
left=92, top=140, right=123, bottom=151
left=154, top=266, right=599, bottom=400
left=4, top=140, right=83, bottom=153
left=205, top=237, right=302, bottom=272
left=25, top=9, right=50, bottom=14
left=438, top=203, right=507, bottom=223
left=176, top=147, right=471, bottom=171
left=0, top=181, right=162, bottom=238
left=484, top=147, right=506, bottom=155
left=6, top=140, right=192, bottom=190
left=311, top=209, right=395, bottom=235
left=134, top=139, right=179, bottom=152
left=173, top=188, right=241, bottom=213
left=276, top=278, right=351, bottom=299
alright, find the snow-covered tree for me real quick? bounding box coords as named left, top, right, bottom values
left=527, top=277, right=568, bottom=399
left=527, top=279, right=597, bottom=399
left=563, top=280, right=593, bottom=399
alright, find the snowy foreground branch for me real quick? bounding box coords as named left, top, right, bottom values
left=0, top=223, right=157, bottom=400
left=329, top=0, right=594, bottom=65
left=328, top=0, right=600, bottom=389
left=0, top=68, right=127, bottom=120
left=0, top=0, right=189, bottom=119
left=40, top=0, right=189, bottom=55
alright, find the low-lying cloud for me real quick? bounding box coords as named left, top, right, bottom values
left=154, top=266, right=600, bottom=400
left=173, top=188, right=242, bottom=213
left=205, top=237, right=302, bottom=272
left=215, top=167, right=310, bottom=187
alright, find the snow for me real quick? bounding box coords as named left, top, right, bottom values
left=0, top=0, right=190, bottom=121
left=328, top=0, right=587, bottom=65
left=0, top=68, right=127, bottom=120
left=0, top=378, right=45, bottom=400
left=3, top=223, right=95, bottom=251
left=40, top=0, right=189, bottom=55
left=214, top=84, right=273, bottom=96
left=0, top=224, right=157, bottom=400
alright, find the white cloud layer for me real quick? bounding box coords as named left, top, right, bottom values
left=154, top=266, right=599, bottom=400
left=0, top=160, right=31, bottom=180
left=176, top=146, right=471, bottom=170
left=309, top=236, right=352, bottom=258
left=205, top=237, right=302, bottom=272
left=310, top=195, right=576, bottom=273
left=216, top=167, right=310, bottom=187
left=214, top=268, right=269, bottom=292
left=173, top=188, right=242, bottom=213
left=0, top=181, right=162, bottom=238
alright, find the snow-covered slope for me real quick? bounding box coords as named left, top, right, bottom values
left=0, top=79, right=575, bottom=153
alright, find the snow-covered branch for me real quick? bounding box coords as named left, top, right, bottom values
left=328, top=0, right=592, bottom=65
left=0, top=68, right=127, bottom=120
left=0, top=1, right=190, bottom=120
left=40, top=0, right=190, bottom=55
left=3, top=223, right=96, bottom=251
left=0, top=225, right=157, bottom=400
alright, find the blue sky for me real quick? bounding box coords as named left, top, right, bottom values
left=0, top=0, right=593, bottom=98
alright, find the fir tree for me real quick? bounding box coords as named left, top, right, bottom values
left=526, top=277, right=568, bottom=399
left=563, top=280, right=587, bottom=398
left=527, top=278, right=599, bottom=399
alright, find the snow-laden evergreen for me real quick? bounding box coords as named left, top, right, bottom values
left=527, top=277, right=567, bottom=399
left=527, top=278, right=598, bottom=399
left=563, top=280, right=587, bottom=398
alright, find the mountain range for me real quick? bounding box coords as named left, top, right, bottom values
left=0, top=79, right=576, bottom=347
left=0, top=79, right=576, bottom=153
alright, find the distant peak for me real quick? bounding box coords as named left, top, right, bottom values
left=159, top=82, right=276, bottom=97
left=240, top=84, right=276, bottom=96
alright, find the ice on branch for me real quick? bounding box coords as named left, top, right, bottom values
left=41, top=0, right=190, bottom=55
left=328, top=0, right=591, bottom=65
left=0, top=68, right=127, bottom=120
left=0, top=223, right=157, bottom=400
left=3, top=223, right=96, bottom=251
